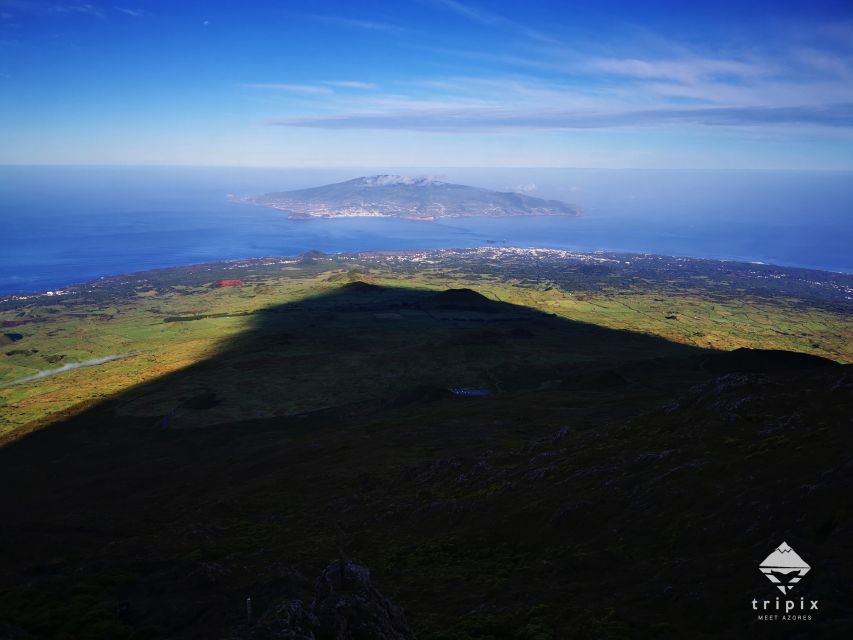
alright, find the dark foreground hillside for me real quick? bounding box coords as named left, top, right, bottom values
left=1, top=285, right=851, bottom=639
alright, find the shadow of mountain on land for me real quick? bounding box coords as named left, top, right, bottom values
left=107, top=282, right=721, bottom=431
left=0, top=282, right=848, bottom=640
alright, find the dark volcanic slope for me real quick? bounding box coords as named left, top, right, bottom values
left=1, top=284, right=851, bottom=639
left=237, top=175, right=579, bottom=219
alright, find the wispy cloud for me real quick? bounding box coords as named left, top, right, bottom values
left=322, top=80, right=379, bottom=90
left=51, top=3, right=104, bottom=18
left=351, top=93, right=492, bottom=111
left=587, top=57, right=769, bottom=83
left=269, top=103, right=853, bottom=132
left=0, top=1, right=105, bottom=19
left=242, top=83, right=334, bottom=95
left=0, top=0, right=105, bottom=19
left=426, top=0, right=555, bottom=43
left=115, top=6, right=146, bottom=18
left=224, top=8, right=853, bottom=152
left=309, top=14, right=404, bottom=36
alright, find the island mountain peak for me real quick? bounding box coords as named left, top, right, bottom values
left=235, top=176, right=579, bottom=220
left=355, top=174, right=445, bottom=187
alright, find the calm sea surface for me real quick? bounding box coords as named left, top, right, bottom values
left=1, top=166, right=851, bottom=294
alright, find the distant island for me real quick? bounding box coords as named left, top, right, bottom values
left=232, top=175, right=579, bottom=220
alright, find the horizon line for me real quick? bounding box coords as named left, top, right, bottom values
left=1, top=163, right=852, bottom=173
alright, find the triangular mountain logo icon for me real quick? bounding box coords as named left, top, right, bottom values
left=759, top=542, right=810, bottom=594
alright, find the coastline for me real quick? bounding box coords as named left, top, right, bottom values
left=3, top=246, right=852, bottom=308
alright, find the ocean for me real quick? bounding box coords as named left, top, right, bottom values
left=1, top=165, right=851, bottom=295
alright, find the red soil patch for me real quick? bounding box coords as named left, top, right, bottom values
left=215, top=280, right=244, bottom=288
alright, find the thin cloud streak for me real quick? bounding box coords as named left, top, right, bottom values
left=322, top=80, right=379, bottom=90
left=269, top=103, right=853, bottom=131
left=426, top=0, right=556, bottom=43
left=242, top=83, right=334, bottom=95
left=309, top=14, right=404, bottom=36
left=0, top=1, right=105, bottom=19
left=115, top=7, right=146, bottom=18
left=587, top=57, right=770, bottom=83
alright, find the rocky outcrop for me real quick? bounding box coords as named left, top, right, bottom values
left=251, top=561, right=413, bottom=640
left=252, top=599, right=318, bottom=640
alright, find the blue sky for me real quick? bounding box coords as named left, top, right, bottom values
left=1, top=0, right=852, bottom=168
